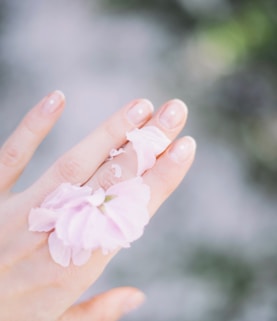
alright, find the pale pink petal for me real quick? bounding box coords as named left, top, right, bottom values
left=134, top=144, right=156, bottom=177
left=87, top=188, right=105, bottom=207
left=107, top=177, right=150, bottom=206
left=141, top=126, right=171, bottom=154
left=111, top=164, right=122, bottom=178
left=48, top=231, right=71, bottom=267
left=108, top=148, right=125, bottom=160
left=42, top=183, right=92, bottom=209
left=71, top=247, right=91, bottom=266
left=126, top=126, right=170, bottom=176
left=55, top=211, right=76, bottom=246
left=28, top=208, right=57, bottom=232
left=99, top=220, right=130, bottom=254
left=30, top=178, right=152, bottom=267
left=81, top=206, right=128, bottom=253
left=104, top=178, right=150, bottom=241
left=67, top=207, right=91, bottom=247
left=82, top=207, right=109, bottom=250
left=104, top=198, right=149, bottom=241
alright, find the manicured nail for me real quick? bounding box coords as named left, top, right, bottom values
left=124, top=291, right=146, bottom=314
left=169, top=136, right=196, bottom=163
left=159, top=99, right=187, bottom=130
left=127, top=99, right=154, bottom=125
left=42, top=90, right=65, bottom=114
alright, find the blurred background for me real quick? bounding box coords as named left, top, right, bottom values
left=0, top=0, right=277, bottom=320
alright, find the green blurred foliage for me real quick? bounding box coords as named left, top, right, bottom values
left=103, top=1, right=277, bottom=191
left=189, top=248, right=255, bottom=302
left=103, top=0, right=277, bottom=66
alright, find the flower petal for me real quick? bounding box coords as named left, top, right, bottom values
left=55, top=211, right=76, bottom=246
left=87, top=188, right=105, bottom=207
left=72, top=247, right=91, bottom=266
left=67, top=208, right=90, bottom=247
left=28, top=208, right=57, bottom=232
left=108, top=148, right=125, bottom=160
left=104, top=177, right=150, bottom=242
left=82, top=207, right=109, bottom=250
left=126, top=126, right=171, bottom=175
left=107, top=177, right=150, bottom=206
left=99, top=220, right=130, bottom=254
left=42, top=183, right=92, bottom=210
left=111, top=164, right=122, bottom=178
left=30, top=176, right=152, bottom=267
left=104, top=198, right=149, bottom=241
left=48, top=231, right=71, bottom=267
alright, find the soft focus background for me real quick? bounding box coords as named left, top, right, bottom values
left=0, top=0, right=277, bottom=320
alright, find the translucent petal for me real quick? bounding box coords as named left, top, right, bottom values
left=55, top=211, right=75, bottom=246
left=126, top=126, right=171, bottom=175
left=87, top=188, right=105, bottom=207
left=42, top=183, right=92, bottom=210
left=28, top=208, right=57, bottom=232
left=104, top=178, right=150, bottom=242
left=48, top=232, right=71, bottom=267
left=108, top=148, right=125, bottom=160
left=67, top=207, right=91, bottom=247
left=72, top=247, right=91, bottom=266
left=82, top=208, right=109, bottom=250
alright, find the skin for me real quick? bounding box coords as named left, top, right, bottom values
left=0, top=91, right=196, bottom=321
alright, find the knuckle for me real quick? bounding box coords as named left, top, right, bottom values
left=56, top=157, right=82, bottom=182
left=0, top=143, right=22, bottom=167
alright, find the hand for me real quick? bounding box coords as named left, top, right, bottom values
left=0, top=91, right=196, bottom=321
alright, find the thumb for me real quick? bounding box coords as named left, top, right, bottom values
left=58, top=287, right=145, bottom=321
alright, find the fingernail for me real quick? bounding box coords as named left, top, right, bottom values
left=42, top=90, right=65, bottom=114
left=159, top=99, right=187, bottom=130
left=124, top=291, right=146, bottom=314
left=127, top=99, right=154, bottom=125
left=169, top=136, right=196, bottom=163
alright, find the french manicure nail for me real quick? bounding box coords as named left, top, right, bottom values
left=127, top=100, right=154, bottom=125
left=124, top=292, right=146, bottom=314
left=42, top=90, right=65, bottom=114
left=169, top=136, right=196, bottom=163
left=159, top=99, right=187, bottom=130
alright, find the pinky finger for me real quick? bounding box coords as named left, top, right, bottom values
left=0, top=90, right=65, bottom=193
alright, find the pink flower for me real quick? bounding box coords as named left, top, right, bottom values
left=126, top=126, right=171, bottom=176
left=29, top=178, right=150, bottom=267
left=29, top=125, right=169, bottom=267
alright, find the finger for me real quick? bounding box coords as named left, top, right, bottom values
left=143, top=135, right=197, bottom=216
left=89, top=99, right=188, bottom=190
left=58, top=287, right=145, bottom=321
left=26, top=99, right=154, bottom=204
left=0, top=91, right=65, bottom=193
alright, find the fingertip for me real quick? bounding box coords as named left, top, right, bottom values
left=123, top=288, right=146, bottom=315
left=125, top=99, right=154, bottom=126
left=157, top=99, right=188, bottom=132
left=41, top=90, right=65, bottom=115
left=168, top=135, right=196, bottom=164
left=53, top=90, right=65, bottom=102
left=169, top=98, right=188, bottom=114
